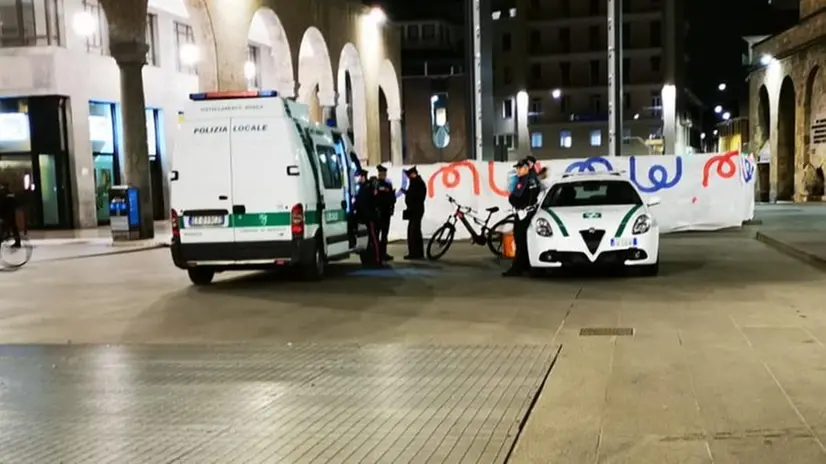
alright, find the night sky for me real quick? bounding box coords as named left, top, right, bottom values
left=372, top=0, right=799, bottom=125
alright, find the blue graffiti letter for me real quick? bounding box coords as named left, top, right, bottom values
left=629, top=156, right=683, bottom=193
left=565, top=157, right=614, bottom=173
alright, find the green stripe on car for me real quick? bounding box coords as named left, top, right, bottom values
left=614, top=205, right=642, bottom=237
left=180, top=209, right=347, bottom=228
left=544, top=209, right=569, bottom=236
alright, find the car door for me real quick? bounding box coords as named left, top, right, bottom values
left=314, top=144, right=349, bottom=257
left=332, top=133, right=367, bottom=251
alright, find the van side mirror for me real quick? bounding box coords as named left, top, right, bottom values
left=647, top=196, right=661, bottom=207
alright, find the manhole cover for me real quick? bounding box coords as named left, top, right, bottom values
left=579, top=327, right=634, bottom=336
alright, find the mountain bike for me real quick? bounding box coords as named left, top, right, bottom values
left=426, top=195, right=516, bottom=261
left=1, top=223, right=32, bottom=270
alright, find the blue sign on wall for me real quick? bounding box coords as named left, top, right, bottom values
left=127, top=187, right=140, bottom=227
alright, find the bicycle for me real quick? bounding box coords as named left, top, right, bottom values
left=1, top=222, right=32, bottom=270
left=426, top=195, right=516, bottom=261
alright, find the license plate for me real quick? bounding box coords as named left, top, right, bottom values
left=610, top=237, right=636, bottom=247
left=189, top=215, right=224, bottom=227
left=583, top=212, right=602, bottom=219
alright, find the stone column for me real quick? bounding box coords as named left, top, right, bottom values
left=110, top=41, right=154, bottom=239
left=390, top=118, right=403, bottom=165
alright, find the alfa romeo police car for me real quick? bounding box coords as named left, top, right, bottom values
left=527, top=171, right=660, bottom=275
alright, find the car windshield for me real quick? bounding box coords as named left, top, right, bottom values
left=542, top=180, right=642, bottom=207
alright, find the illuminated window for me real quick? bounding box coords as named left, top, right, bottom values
left=531, top=132, right=543, bottom=148
left=82, top=0, right=108, bottom=55
left=502, top=99, right=513, bottom=119
left=559, top=130, right=572, bottom=148
left=509, top=8, right=517, bottom=17
left=174, top=21, right=197, bottom=75
left=430, top=93, right=451, bottom=149
left=146, top=14, right=158, bottom=66
left=590, top=130, right=602, bottom=146
left=492, top=10, right=502, bottom=20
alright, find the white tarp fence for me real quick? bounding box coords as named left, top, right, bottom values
left=376, top=152, right=756, bottom=240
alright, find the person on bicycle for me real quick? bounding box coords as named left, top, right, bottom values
left=354, top=169, right=382, bottom=267
left=401, top=166, right=427, bottom=260
left=503, top=159, right=540, bottom=277
left=374, top=165, right=395, bottom=263
left=0, top=182, right=21, bottom=248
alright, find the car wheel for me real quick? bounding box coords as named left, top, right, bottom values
left=302, top=243, right=325, bottom=281
left=187, top=268, right=215, bottom=286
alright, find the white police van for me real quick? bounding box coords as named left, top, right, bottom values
left=169, top=90, right=367, bottom=285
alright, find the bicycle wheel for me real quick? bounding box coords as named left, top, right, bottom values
left=486, top=215, right=516, bottom=258
left=0, top=235, right=33, bottom=270
left=426, top=224, right=456, bottom=261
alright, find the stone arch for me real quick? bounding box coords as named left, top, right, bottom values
left=377, top=59, right=402, bottom=164
left=297, top=26, right=336, bottom=122
left=336, top=43, right=368, bottom=160
left=247, top=7, right=295, bottom=97
left=178, top=0, right=220, bottom=90
left=777, top=76, right=796, bottom=201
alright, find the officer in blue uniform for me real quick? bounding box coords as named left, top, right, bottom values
left=354, top=168, right=382, bottom=266
left=503, top=159, right=540, bottom=277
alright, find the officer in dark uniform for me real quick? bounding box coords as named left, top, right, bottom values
left=503, top=159, right=540, bottom=277
left=354, top=169, right=382, bottom=266
left=374, top=165, right=396, bottom=262
left=400, top=166, right=427, bottom=259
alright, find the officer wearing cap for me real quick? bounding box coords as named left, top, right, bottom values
left=374, top=165, right=396, bottom=262
left=353, top=168, right=382, bottom=266
left=503, top=158, right=540, bottom=277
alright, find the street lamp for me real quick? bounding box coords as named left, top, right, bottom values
left=366, top=7, right=386, bottom=25
left=244, top=61, right=256, bottom=80
left=722, top=111, right=731, bottom=120
left=760, top=54, right=773, bottom=66
left=718, top=83, right=726, bottom=91
left=714, top=105, right=722, bottom=114
left=179, top=44, right=200, bottom=66
left=551, top=89, right=561, bottom=99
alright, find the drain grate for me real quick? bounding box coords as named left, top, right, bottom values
left=579, top=327, right=634, bottom=336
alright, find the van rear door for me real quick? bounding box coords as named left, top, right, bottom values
left=172, top=120, right=234, bottom=244
left=229, top=117, right=294, bottom=243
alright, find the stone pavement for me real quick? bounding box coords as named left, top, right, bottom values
left=752, top=203, right=826, bottom=268
left=1, top=230, right=826, bottom=462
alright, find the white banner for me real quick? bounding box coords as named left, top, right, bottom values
left=375, top=152, right=756, bottom=240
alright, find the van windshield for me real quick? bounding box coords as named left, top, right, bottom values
left=543, top=180, right=642, bottom=207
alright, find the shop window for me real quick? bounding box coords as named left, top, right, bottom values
left=430, top=93, right=450, bottom=149
left=82, top=0, right=109, bottom=55
left=559, top=130, right=572, bottom=148
left=0, top=110, right=31, bottom=153
left=246, top=45, right=261, bottom=89
left=530, top=132, right=543, bottom=148
left=146, top=14, right=158, bottom=66
left=590, top=130, right=602, bottom=146
left=0, top=0, right=61, bottom=47
left=174, top=21, right=198, bottom=75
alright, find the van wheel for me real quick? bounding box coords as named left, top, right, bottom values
left=302, top=244, right=325, bottom=281
left=188, top=268, right=215, bottom=286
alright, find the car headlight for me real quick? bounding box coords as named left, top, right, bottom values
left=535, top=218, right=553, bottom=237
left=632, top=214, right=652, bottom=234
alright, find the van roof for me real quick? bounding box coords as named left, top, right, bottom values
left=183, top=91, right=310, bottom=123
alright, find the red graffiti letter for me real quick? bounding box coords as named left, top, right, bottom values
left=488, top=161, right=510, bottom=197
left=702, top=150, right=738, bottom=187
left=428, top=160, right=481, bottom=198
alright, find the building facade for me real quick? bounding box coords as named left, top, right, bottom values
left=489, top=0, right=700, bottom=160
left=0, top=0, right=401, bottom=230
left=396, top=19, right=470, bottom=164
left=748, top=0, right=826, bottom=202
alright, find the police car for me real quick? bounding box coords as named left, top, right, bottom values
left=527, top=171, right=660, bottom=275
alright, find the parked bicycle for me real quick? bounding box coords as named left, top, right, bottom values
left=0, top=222, right=32, bottom=270
left=426, top=195, right=516, bottom=261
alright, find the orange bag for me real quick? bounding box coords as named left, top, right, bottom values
left=502, top=232, right=516, bottom=258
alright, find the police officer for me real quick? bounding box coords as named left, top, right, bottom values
left=503, top=159, right=540, bottom=277
left=354, top=169, right=382, bottom=266
left=374, top=165, right=396, bottom=263
left=400, top=166, right=427, bottom=260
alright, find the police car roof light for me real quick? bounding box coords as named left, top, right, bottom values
left=325, top=119, right=336, bottom=128
left=189, top=90, right=279, bottom=101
